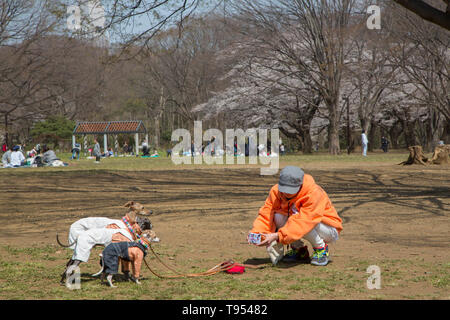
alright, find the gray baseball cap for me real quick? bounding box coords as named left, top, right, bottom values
left=278, top=166, right=304, bottom=194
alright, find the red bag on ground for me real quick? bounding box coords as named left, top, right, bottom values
left=225, top=264, right=245, bottom=274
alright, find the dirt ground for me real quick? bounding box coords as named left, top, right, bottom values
left=0, top=161, right=449, bottom=300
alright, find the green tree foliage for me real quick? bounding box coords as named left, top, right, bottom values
left=30, top=116, right=75, bottom=148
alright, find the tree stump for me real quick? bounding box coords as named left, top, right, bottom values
left=428, top=145, right=449, bottom=165
left=399, top=145, right=428, bottom=165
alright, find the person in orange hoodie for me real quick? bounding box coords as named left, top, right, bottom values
left=248, top=166, right=343, bottom=266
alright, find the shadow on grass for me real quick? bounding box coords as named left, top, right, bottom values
left=243, top=257, right=271, bottom=266
left=243, top=257, right=320, bottom=269
left=75, top=272, right=145, bottom=286
left=276, top=259, right=313, bottom=269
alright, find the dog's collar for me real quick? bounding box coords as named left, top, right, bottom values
left=122, top=216, right=140, bottom=240
left=136, top=239, right=149, bottom=250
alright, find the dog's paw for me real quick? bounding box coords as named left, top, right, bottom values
left=106, top=274, right=117, bottom=288
left=122, top=271, right=131, bottom=281
left=130, top=276, right=141, bottom=285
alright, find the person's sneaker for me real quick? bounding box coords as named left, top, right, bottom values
left=310, top=244, right=330, bottom=266
left=282, top=246, right=310, bottom=263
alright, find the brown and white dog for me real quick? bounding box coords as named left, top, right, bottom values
left=58, top=201, right=157, bottom=285
left=122, top=201, right=153, bottom=225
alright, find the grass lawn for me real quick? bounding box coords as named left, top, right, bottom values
left=0, top=147, right=448, bottom=301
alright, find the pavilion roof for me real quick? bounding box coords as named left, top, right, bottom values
left=73, top=121, right=147, bottom=135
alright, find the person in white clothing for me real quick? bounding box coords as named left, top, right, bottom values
left=361, top=130, right=368, bottom=156
left=2, top=146, right=12, bottom=167
left=10, top=146, right=25, bottom=167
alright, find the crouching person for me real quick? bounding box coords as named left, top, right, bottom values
left=99, top=231, right=153, bottom=287
left=248, top=166, right=343, bottom=266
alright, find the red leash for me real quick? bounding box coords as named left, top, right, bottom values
left=144, top=243, right=266, bottom=278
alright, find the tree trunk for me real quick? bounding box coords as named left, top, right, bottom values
left=346, top=128, right=355, bottom=155
left=368, top=120, right=377, bottom=152
left=328, top=120, right=340, bottom=155
left=154, top=116, right=160, bottom=148
left=393, top=0, right=450, bottom=31
left=297, top=95, right=319, bottom=154
left=429, top=145, right=449, bottom=165
left=155, top=87, right=166, bottom=148
left=345, top=98, right=354, bottom=154
left=277, top=96, right=318, bottom=155
left=171, top=109, right=175, bottom=132
left=389, top=122, right=401, bottom=149
left=279, top=125, right=313, bottom=154
left=441, top=119, right=450, bottom=144
left=297, top=118, right=314, bottom=154
left=425, top=115, right=433, bottom=152
left=424, top=108, right=442, bottom=152
left=323, top=93, right=340, bottom=155
left=402, top=119, right=418, bottom=147
left=399, top=145, right=428, bottom=165
left=301, top=130, right=313, bottom=154
left=4, top=114, right=9, bottom=147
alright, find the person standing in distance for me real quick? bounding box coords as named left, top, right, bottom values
left=93, top=138, right=101, bottom=163
left=361, top=130, right=369, bottom=156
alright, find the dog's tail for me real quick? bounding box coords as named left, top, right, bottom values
left=56, top=233, right=76, bottom=248
left=91, top=254, right=104, bottom=277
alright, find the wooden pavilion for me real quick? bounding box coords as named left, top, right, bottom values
left=72, top=120, right=148, bottom=155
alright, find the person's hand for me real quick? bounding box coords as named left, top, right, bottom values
left=258, top=233, right=279, bottom=247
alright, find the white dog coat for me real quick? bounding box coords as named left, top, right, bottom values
left=68, top=217, right=135, bottom=262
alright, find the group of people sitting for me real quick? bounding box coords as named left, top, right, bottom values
left=141, top=141, right=159, bottom=158
left=1, top=143, right=66, bottom=168
left=102, top=148, right=114, bottom=158
left=2, top=139, right=164, bottom=167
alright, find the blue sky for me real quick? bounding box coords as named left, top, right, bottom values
left=66, top=0, right=224, bottom=43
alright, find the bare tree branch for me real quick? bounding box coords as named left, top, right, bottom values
left=393, top=0, right=450, bottom=30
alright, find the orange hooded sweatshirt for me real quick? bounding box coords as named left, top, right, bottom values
left=251, top=174, right=343, bottom=245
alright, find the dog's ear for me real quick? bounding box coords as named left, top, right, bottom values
left=124, top=201, right=134, bottom=208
